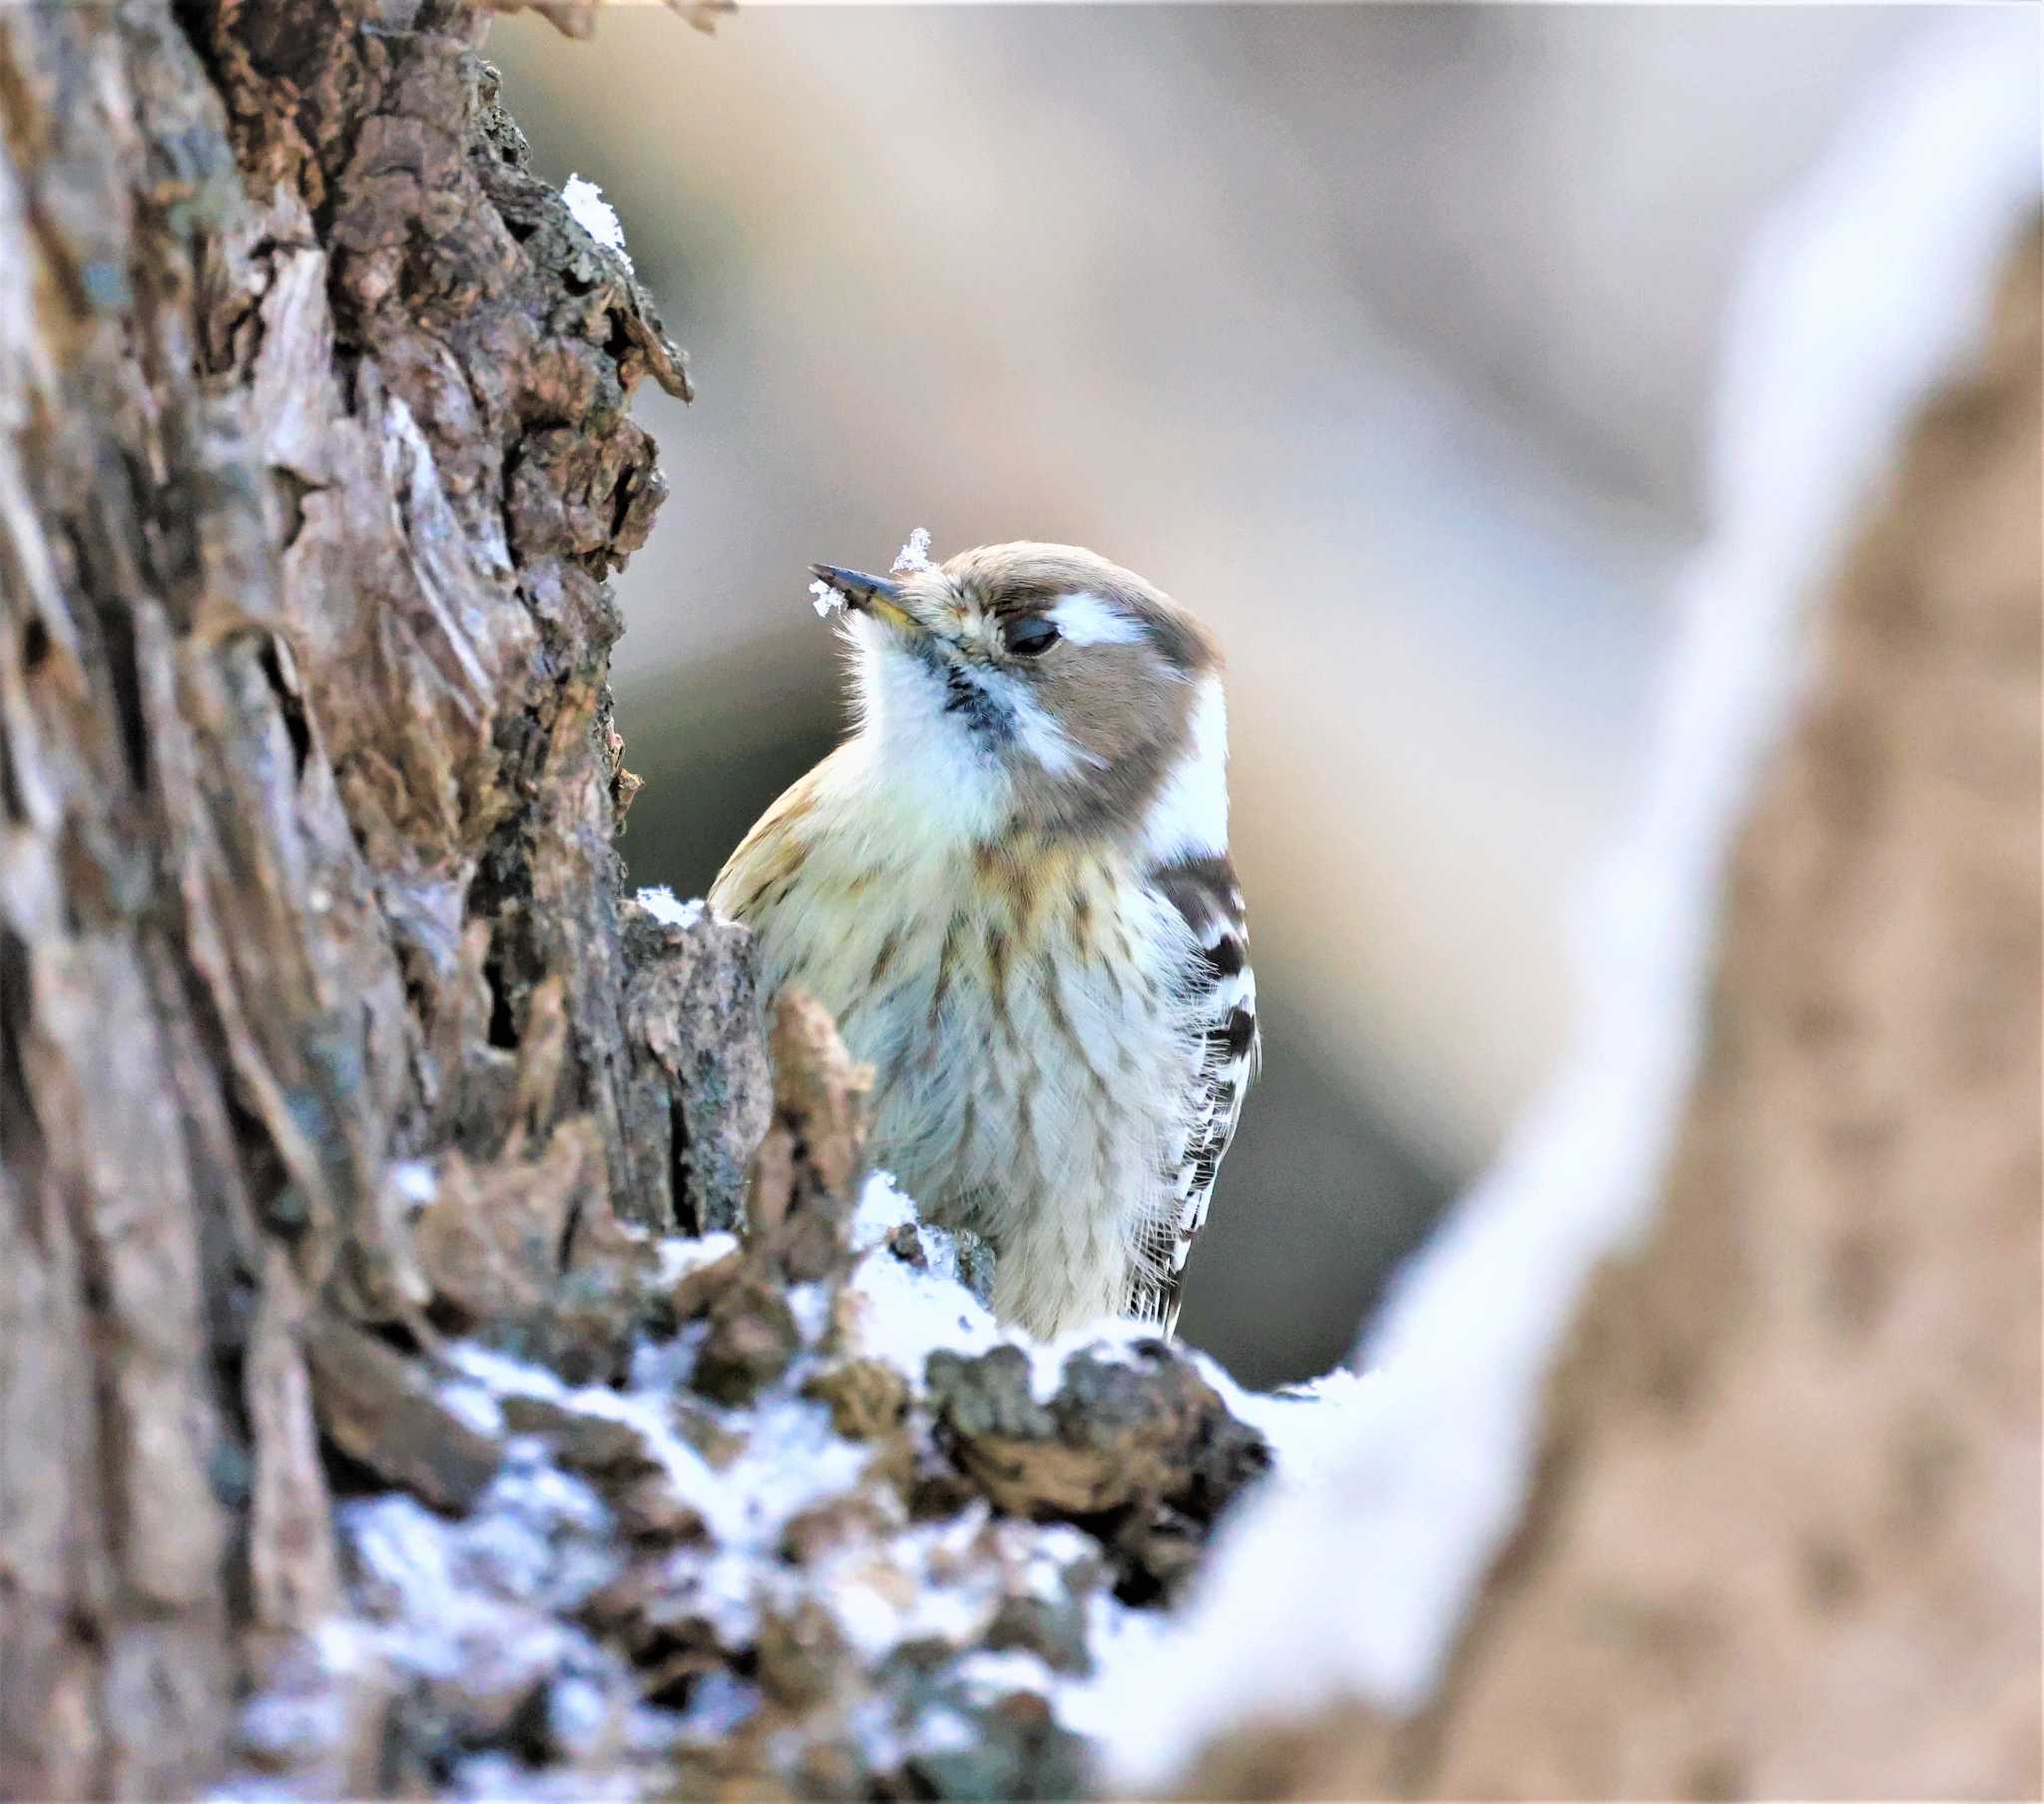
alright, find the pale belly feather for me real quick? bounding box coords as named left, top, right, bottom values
left=740, top=828, right=1205, bottom=1336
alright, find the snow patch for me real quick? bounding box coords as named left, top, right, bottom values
left=656, top=1230, right=739, bottom=1286
left=1197, top=1361, right=1386, bottom=1493
left=439, top=1376, right=509, bottom=1439
left=904, top=1703, right=979, bottom=1757
left=845, top=1171, right=1176, bottom=1402
left=953, top=1647, right=1055, bottom=1700
left=842, top=1241, right=1001, bottom=1379
left=892, top=526, right=936, bottom=574
left=787, top=1280, right=834, bottom=1344
left=441, top=1344, right=868, bottom=1557
left=389, top=1158, right=437, bottom=1207
left=850, top=1168, right=920, bottom=1247
left=634, top=884, right=703, bottom=930
left=562, top=174, right=633, bottom=271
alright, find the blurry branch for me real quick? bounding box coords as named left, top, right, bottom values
left=1190, top=210, right=2042, bottom=1804
left=1053, top=28, right=2040, bottom=1799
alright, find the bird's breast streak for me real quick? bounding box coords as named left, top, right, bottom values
left=805, top=858, right=1195, bottom=1247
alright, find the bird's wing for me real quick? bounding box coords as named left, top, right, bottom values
left=1138, top=854, right=1260, bottom=1336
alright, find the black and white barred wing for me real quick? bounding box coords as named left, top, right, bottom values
left=1140, top=855, right=1260, bottom=1335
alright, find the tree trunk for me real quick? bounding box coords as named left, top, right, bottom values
left=1416, top=221, right=2042, bottom=1803
left=1184, top=220, right=2042, bottom=1804
left=0, top=3, right=707, bottom=1793
left=2, top=12, right=1272, bottom=1799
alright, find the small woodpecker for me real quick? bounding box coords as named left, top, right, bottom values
left=713, top=539, right=1257, bottom=1339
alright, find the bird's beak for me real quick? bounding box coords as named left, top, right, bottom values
left=810, top=564, right=921, bottom=636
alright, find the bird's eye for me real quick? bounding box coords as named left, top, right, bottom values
left=1001, top=617, right=1060, bottom=658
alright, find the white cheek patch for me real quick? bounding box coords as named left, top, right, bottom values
left=846, top=625, right=1007, bottom=840
left=1142, top=675, right=1231, bottom=861
left=1049, top=591, right=1146, bottom=647
left=850, top=629, right=1103, bottom=811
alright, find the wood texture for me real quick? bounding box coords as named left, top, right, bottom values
left=0, top=3, right=710, bottom=1792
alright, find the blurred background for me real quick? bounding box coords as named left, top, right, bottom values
left=492, top=4, right=1932, bottom=1387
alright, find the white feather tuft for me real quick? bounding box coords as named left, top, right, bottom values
left=1048, top=591, right=1145, bottom=648
left=1141, top=676, right=1231, bottom=862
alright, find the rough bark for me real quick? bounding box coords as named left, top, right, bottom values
left=0, top=1, right=699, bottom=1790
left=1185, top=223, right=2042, bottom=1802
left=0, top=9, right=1266, bottom=1798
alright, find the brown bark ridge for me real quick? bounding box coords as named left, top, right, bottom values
left=1184, top=223, right=2043, bottom=1803
left=2, top=8, right=1272, bottom=1799
left=0, top=1, right=698, bottom=1793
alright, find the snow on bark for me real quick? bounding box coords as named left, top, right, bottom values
left=215, top=988, right=1271, bottom=1799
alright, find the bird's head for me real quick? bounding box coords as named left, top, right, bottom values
left=813, top=541, right=1228, bottom=851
